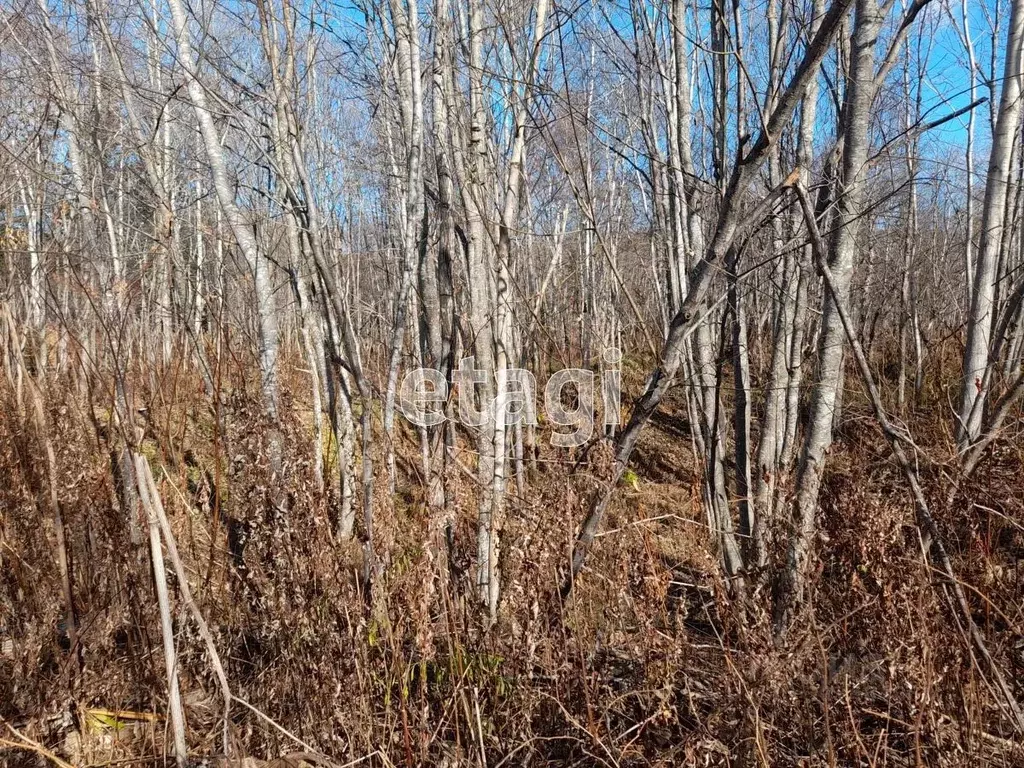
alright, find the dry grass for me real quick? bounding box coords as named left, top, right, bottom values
left=1, top=348, right=1022, bottom=767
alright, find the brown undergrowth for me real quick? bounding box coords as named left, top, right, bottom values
left=1, top=350, right=1022, bottom=767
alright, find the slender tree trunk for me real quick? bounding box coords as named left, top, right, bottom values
left=958, top=0, right=1024, bottom=449
left=166, top=0, right=280, bottom=429
left=135, top=454, right=188, bottom=767
left=485, top=0, right=551, bottom=621
left=898, top=47, right=921, bottom=412
left=564, top=0, right=854, bottom=591
left=775, top=0, right=882, bottom=635
left=382, top=0, right=426, bottom=495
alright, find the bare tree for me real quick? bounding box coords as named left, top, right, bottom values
left=564, top=0, right=855, bottom=590
left=958, top=0, right=1024, bottom=449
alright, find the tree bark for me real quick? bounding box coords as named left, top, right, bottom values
left=774, top=0, right=882, bottom=635
left=958, top=0, right=1024, bottom=449
left=564, top=0, right=854, bottom=592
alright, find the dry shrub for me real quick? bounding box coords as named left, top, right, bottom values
left=2, top=354, right=1023, bottom=767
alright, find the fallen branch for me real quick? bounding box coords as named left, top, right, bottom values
left=2, top=721, right=77, bottom=768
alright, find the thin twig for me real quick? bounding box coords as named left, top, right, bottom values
left=2, top=722, right=77, bottom=768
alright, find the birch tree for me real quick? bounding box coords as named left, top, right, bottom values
left=958, top=0, right=1024, bottom=449
left=165, top=0, right=282, bottom=433
left=565, top=0, right=855, bottom=590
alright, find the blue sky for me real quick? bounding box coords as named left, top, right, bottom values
left=915, top=1, right=1003, bottom=165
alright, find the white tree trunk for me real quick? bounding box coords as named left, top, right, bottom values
left=382, top=0, right=426, bottom=495
left=134, top=454, right=188, bottom=767
left=958, top=0, right=1024, bottom=449
left=777, top=0, right=882, bottom=634
left=565, top=0, right=854, bottom=589
left=165, top=0, right=281, bottom=426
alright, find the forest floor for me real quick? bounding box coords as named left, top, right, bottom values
left=1, top=354, right=1023, bottom=767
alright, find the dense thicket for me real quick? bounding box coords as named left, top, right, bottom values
left=2, top=0, right=1024, bottom=765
